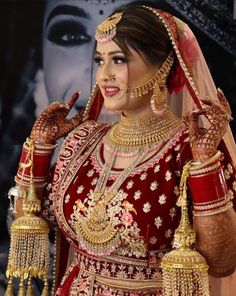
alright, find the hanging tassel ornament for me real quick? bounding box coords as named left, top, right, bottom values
left=161, top=161, right=210, bottom=296
left=5, top=138, right=50, bottom=296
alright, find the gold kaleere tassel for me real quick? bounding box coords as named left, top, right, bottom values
left=5, top=138, right=50, bottom=296
left=161, top=162, right=210, bottom=296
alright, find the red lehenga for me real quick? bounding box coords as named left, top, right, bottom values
left=40, top=120, right=236, bottom=296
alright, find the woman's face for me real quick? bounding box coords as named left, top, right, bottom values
left=95, top=40, right=158, bottom=116
left=43, top=0, right=146, bottom=108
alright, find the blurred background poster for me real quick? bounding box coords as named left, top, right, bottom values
left=0, top=0, right=236, bottom=294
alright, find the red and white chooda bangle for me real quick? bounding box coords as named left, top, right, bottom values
left=188, top=151, right=233, bottom=216
left=15, top=138, right=57, bottom=188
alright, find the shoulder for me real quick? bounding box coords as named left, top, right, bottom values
left=53, top=120, right=109, bottom=182
left=67, top=119, right=106, bottom=138
left=62, top=120, right=109, bottom=149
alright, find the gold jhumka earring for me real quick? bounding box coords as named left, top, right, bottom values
left=129, top=51, right=174, bottom=115
left=5, top=138, right=50, bottom=296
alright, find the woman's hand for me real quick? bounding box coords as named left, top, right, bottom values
left=188, top=88, right=232, bottom=162
left=30, top=91, right=83, bottom=144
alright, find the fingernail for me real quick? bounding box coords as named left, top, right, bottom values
left=192, top=109, right=200, bottom=113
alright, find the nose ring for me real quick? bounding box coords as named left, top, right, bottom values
left=109, top=73, right=116, bottom=81
left=104, top=73, right=116, bottom=82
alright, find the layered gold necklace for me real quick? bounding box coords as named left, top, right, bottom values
left=104, top=109, right=182, bottom=158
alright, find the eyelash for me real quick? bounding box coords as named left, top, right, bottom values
left=94, top=56, right=127, bottom=66
left=47, top=20, right=91, bottom=46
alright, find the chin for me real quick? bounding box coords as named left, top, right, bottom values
left=103, top=100, right=126, bottom=113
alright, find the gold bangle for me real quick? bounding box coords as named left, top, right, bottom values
left=15, top=176, right=47, bottom=188
left=34, top=141, right=58, bottom=150
left=193, top=198, right=229, bottom=211
left=190, top=151, right=222, bottom=171
left=193, top=202, right=232, bottom=217
left=23, top=138, right=57, bottom=151
left=190, top=161, right=221, bottom=176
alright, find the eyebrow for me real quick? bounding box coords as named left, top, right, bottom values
left=96, top=50, right=124, bottom=56
left=46, top=5, right=89, bottom=27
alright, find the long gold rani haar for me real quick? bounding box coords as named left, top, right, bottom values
left=75, top=147, right=147, bottom=256
left=5, top=138, right=50, bottom=296
left=161, top=162, right=210, bottom=296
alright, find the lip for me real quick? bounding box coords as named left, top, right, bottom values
left=102, top=85, right=120, bottom=97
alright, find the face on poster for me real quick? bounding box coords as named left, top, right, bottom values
left=42, top=0, right=155, bottom=108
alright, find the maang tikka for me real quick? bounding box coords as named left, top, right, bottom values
left=95, top=12, right=123, bottom=43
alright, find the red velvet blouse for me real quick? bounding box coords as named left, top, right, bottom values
left=42, top=120, right=236, bottom=295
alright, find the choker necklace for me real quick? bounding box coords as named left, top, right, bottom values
left=104, top=109, right=182, bottom=157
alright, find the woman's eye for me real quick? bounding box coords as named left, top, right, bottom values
left=47, top=20, right=91, bottom=46
left=94, top=57, right=104, bottom=66
left=113, top=57, right=127, bottom=64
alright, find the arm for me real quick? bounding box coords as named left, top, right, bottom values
left=12, top=92, right=83, bottom=218
left=187, top=89, right=236, bottom=277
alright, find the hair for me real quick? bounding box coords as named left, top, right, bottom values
left=113, top=6, right=173, bottom=66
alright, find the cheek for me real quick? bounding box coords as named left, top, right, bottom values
left=95, top=68, right=101, bottom=83
left=127, top=68, right=139, bottom=88
left=103, top=96, right=129, bottom=112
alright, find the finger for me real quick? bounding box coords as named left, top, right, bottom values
left=65, top=91, right=80, bottom=110
left=217, top=88, right=231, bottom=114
left=204, top=104, right=233, bottom=123
left=183, top=112, right=191, bottom=124
left=47, top=101, right=64, bottom=112
left=70, top=111, right=84, bottom=126
left=200, top=98, right=212, bottom=106
left=188, top=109, right=202, bottom=136
left=201, top=97, right=228, bottom=114
left=50, top=101, right=61, bottom=107
left=192, top=108, right=206, bottom=116
left=65, top=112, right=84, bottom=134
left=202, top=96, right=232, bottom=121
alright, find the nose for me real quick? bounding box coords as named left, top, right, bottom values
left=104, top=73, right=116, bottom=82
left=99, top=62, right=116, bottom=83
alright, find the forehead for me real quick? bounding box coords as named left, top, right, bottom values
left=44, top=0, right=144, bottom=28
left=96, top=40, right=122, bottom=53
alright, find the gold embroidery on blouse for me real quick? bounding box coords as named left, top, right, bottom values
left=53, top=121, right=109, bottom=243
left=72, top=147, right=148, bottom=257
left=75, top=191, right=120, bottom=251
left=71, top=189, right=147, bottom=258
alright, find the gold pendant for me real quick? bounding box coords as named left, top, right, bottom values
left=75, top=191, right=121, bottom=255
